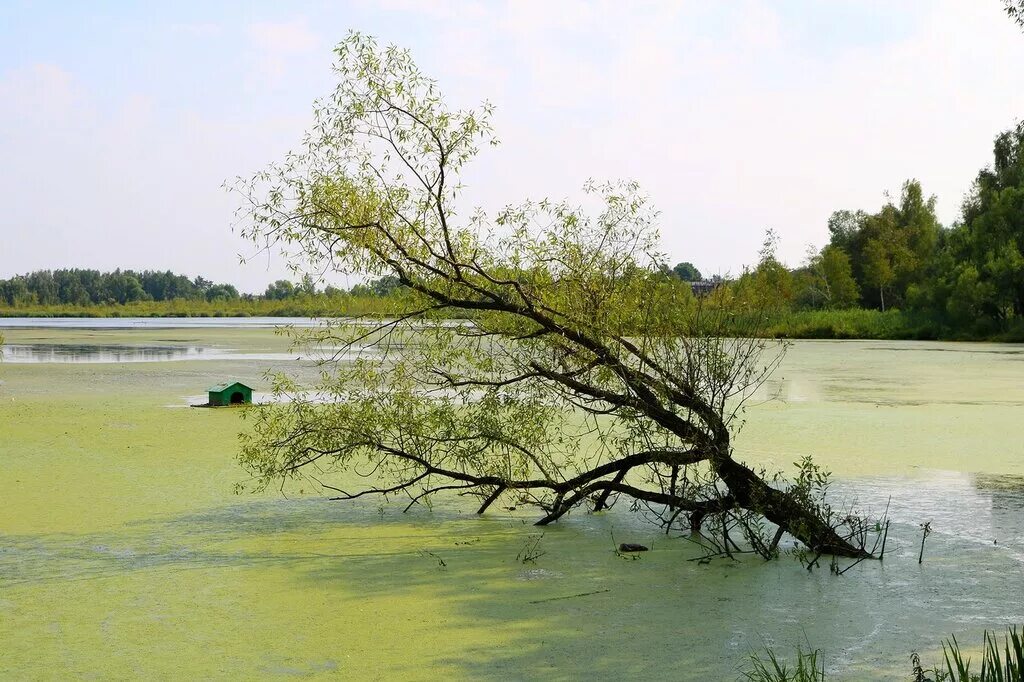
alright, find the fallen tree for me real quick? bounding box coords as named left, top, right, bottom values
left=234, top=33, right=877, bottom=560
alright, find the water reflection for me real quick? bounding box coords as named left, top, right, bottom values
left=868, top=346, right=1024, bottom=356
left=832, top=471, right=1024, bottom=564
left=1, top=343, right=371, bottom=364
left=0, top=317, right=328, bottom=329
left=2, top=343, right=209, bottom=363
left=974, top=472, right=1024, bottom=493
left=0, top=316, right=469, bottom=329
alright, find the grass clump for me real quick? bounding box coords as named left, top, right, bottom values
left=939, top=626, right=1023, bottom=681
left=741, top=646, right=825, bottom=681
left=739, top=626, right=1023, bottom=681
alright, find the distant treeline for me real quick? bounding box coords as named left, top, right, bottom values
left=724, top=121, right=1024, bottom=340
left=0, top=269, right=241, bottom=306
left=0, top=269, right=404, bottom=308
left=4, top=121, right=1022, bottom=340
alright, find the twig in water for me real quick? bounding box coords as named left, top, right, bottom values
left=918, top=521, right=932, bottom=565
left=528, top=589, right=610, bottom=604
left=418, top=549, right=447, bottom=568
left=516, top=533, right=546, bottom=563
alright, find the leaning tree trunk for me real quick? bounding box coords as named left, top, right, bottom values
left=713, top=451, right=870, bottom=558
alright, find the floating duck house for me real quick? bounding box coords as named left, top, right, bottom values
left=207, top=381, right=253, bottom=406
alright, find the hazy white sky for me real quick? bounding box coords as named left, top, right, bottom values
left=1, top=1, right=1022, bottom=292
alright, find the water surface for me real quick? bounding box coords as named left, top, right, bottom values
left=0, top=316, right=329, bottom=329
left=1, top=333, right=1023, bottom=679
left=0, top=342, right=367, bottom=364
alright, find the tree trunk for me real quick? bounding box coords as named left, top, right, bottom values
left=714, top=454, right=871, bottom=559
left=592, top=469, right=626, bottom=512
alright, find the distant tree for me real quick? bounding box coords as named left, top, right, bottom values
left=826, top=210, right=867, bottom=255
left=205, top=284, right=240, bottom=301
left=861, top=238, right=895, bottom=312
left=0, top=276, right=32, bottom=306
left=264, top=280, right=296, bottom=300
left=192, top=276, right=213, bottom=294
left=78, top=270, right=104, bottom=303
left=349, top=275, right=404, bottom=297
left=139, top=270, right=199, bottom=301
left=25, top=271, right=57, bottom=305
left=299, top=274, right=319, bottom=296
left=672, top=262, right=702, bottom=282
left=103, top=271, right=147, bottom=304
left=800, top=245, right=859, bottom=309
left=941, top=122, right=1024, bottom=321
left=0, top=268, right=223, bottom=306
left=54, top=270, right=90, bottom=305
left=826, top=181, right=941, bottom=310
left=735, top=231, right=794, bottom=308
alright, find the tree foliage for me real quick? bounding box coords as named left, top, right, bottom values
left=233, top=33, right=877, bottom=560
left=956, top=122, right=1024, bottom=319
left=0, top=268, right=405, bottom=309
left=263, top=279, right=296, bottom=300
left=668, top=261, right=702, bottom=282
left=1006, top=0, right=1024, bottom=30
left=0, top=269, right=241, bottom=306
left=797, top=245, right=859, bottom=310
left=819, top=181, right=941, bottom=311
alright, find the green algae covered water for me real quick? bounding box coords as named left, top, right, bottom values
left=1, top=328, right=1022, bottom=679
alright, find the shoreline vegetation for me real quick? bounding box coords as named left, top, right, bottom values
left=4, top=300, right=1024, bottom=343
left=0, top=295, right=407, bottom=320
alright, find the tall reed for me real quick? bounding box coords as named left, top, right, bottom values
left=740, top=626, right=1023, bottom=681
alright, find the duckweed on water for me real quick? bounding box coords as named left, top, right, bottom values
left=1, top=329, right=1023, bottom=679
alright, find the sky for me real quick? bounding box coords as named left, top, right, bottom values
left=1, top=1, right=1022, bottom=293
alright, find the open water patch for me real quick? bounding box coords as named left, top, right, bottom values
left=0, top=316, right=470, bottom=330
left=867, top=345, right=1024, bottom=355
left=2, top=342, right=374, bottom=364
left=2, top=343, right=212, bottom=363
left=0, top=317, right=331, bottom=329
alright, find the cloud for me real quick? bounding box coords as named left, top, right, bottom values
left=0, top=63, right=78, bottom=120
left=169, top=22, right=222, bottom=38
left=2, top=1, right=1022, bottom=287
left=371, top=0, right=1024, bottom=270
left=0, top=62, right=300, bottom=292
left=246, top=18, right=320, bottom=81
left=369, top=0, right=487, bottom=21
left=247, top=18, right=318, bottom=54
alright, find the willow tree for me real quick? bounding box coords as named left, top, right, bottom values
left=234, top=34, right=874, bottom=559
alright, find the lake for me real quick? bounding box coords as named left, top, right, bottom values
left=0, top=316, right=330, bottom=329
left=1, top=325, right=1022, bottom=679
